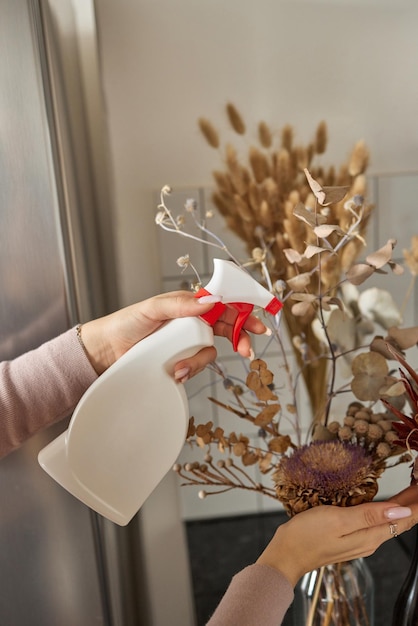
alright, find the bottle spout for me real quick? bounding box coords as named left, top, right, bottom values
left=196, top=259, right=282, bottom=351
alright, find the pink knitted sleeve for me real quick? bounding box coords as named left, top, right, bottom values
left=206, top=563, right=294, bottom=626
left=0, top=327, right=98, bottom=457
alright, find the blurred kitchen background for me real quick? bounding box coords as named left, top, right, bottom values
left=2, top=0, right=418, bottom=625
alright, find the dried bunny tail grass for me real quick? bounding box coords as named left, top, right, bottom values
left=211, top=190, right=236, bottom=217
left=225, top=144, right=249, bottom=195
left=294, top=146, right=309, bottom=170
left=350, top=173, right=367, bottom=197
left=273, top=149, right=291, bottom=187
left=258, top=199, right=275, bottom=228
left=314, top=121, right=328, bottom=155
left=306, top=143, right=315, bottom=166
left=248, top=181, right=262, bottom=213
left=348, top=140, right=370, bottom=177
left=198, top=118, right=220, bottom=148
left=226, top=102, right=246, bottom=135
left=336, top=163, right=350, bottom=186
left=261, top=177, right=280, bottom=206
left=249, top=146, right=270, bottom=183
left=283, top=215, right=307, bottom=253
left=288, top=189, right=301, bottom=207
left=305, top=192, right=316, bottom=211
left=225, top=215, right=252, bottom=242
left=212, top=170, right=234, bottom=194
left=326, top=165, right=336, bottom=186
left=234, top=194, right=254, bottom=222
left=258, top=121, right=273, bottom=148
left=281, top=124, right=294, bottom=151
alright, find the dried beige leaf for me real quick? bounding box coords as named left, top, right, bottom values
left=351, top=352, right=389, bottom=401
left=246, top=370, right=262, bottom=392
left=345, top=263, right=375, bottom=285
left=254, top=404, right=280, bottom=427
left=233, top=441, right=247, bottom=456
left=313, top=224, right=345, bottom=238
left=283, top=248, right=304, bottom=264
left=352, top=352, right=388, bottom=377
left=303, top=168, right=348, bottom=206
left=286, top=273, right=312, bottom=290
left=293, top=202, right=327, bottom=227
left=268, top=435, right=292, bottom=453
left=381, top=380, right=406, bottom=397
left=387, top=326, right=418, bottom=350
left=259, top=452, right=273, bottom=473
left=366, top=239, right=397, bottom=269
left=291, top=292, right=316, bottom=302
left=291, top=300, right=315, bottom=316
left=242, top=452, right=258, bottom=466
left=304, top=244, right=331, bottom=259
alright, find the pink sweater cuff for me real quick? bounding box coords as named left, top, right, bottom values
left=0, top=327, right=98, bottom=457
left=206, top=563, right=294, bottom=626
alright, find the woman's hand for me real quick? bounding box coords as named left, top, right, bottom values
left=256, top=498, right=417, bottom=587
left=80, top=291, right=269, bottom=376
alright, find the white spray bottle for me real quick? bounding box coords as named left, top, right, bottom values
left=38, top=259, right=282, bottom=525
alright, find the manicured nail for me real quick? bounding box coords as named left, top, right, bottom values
left=385, top=506, right=412, bottom=520
left=264, top=327, right=272, bottom=336
left=174, top=367, right=190, bottom=383
left=248, top=348, right=255, bottom=362
left=197, top=295, right=223, bottom=304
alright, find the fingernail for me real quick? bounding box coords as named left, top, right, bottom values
left=174, top=367, right=190, bottom=383
left=248, top=348, right=255, bottom=362
left=264, top=327, right=272, bottom=336
left=197, top=295, right=223, bottom=304
left=385, top=506, right=412, bottom=520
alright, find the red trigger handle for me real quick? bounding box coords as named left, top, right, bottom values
left=194, top=288, right=253, bottom=352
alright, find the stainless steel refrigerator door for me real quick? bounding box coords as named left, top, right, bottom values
left=0, top=1, right=143, bottom=624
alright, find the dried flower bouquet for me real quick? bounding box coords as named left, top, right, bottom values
left=155, top=107, right=418, bottom=514
left=156, top=106, right=418, bottom=626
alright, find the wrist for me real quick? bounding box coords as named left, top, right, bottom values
left=256, top=528, right=304, bottom=587
left=76, top=319, right=113, bottom=375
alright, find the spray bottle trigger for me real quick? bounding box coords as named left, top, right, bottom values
left=195, top=288, right=253, bottom=352
left=229, top=302, right=254, bottom=351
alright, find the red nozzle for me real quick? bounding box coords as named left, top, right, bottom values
left=195, top=288, right=282, bottom=352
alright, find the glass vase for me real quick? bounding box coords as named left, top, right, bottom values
left=293, top=558, right=374, bottom=626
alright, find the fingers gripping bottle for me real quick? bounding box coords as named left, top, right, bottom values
left=38, top=259, right=282, bottom=525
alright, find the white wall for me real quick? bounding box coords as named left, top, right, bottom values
left=93, top=2, right=418, bottom=624
left=94, top=0, right=418, bottom=305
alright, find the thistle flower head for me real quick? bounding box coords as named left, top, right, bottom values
left=273, top=440, right=383, bottom=516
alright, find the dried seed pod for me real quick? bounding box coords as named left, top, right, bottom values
left=258, top=121, right=272, bottom=148
left=375, top=442, right=391, bottom=459
left=354, top=419, right=369, bottom=436
left=315, top=121, right=328, bottom=155
left=249, top=146, right=270, bottom=183
left=346, top=402, right=364, bottom=416
left=367, top=423, right=384, bottom=442
left=226, top=102, right=246, bottom=135
left=281, top=124, right=293, bottom=151
left=338, top=426, right=353, bottom=441
left=354, top=410, right=371, bottom=422
left=348, top=140, right=370, bottom=176
left=377, top=419, right=393, bottom=433
left=327, top=421, right=341, bottom=434
left=198, top=117, right=220, bottom=148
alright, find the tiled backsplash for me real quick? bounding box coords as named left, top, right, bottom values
left=156, top=173, right=418, bottom=520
